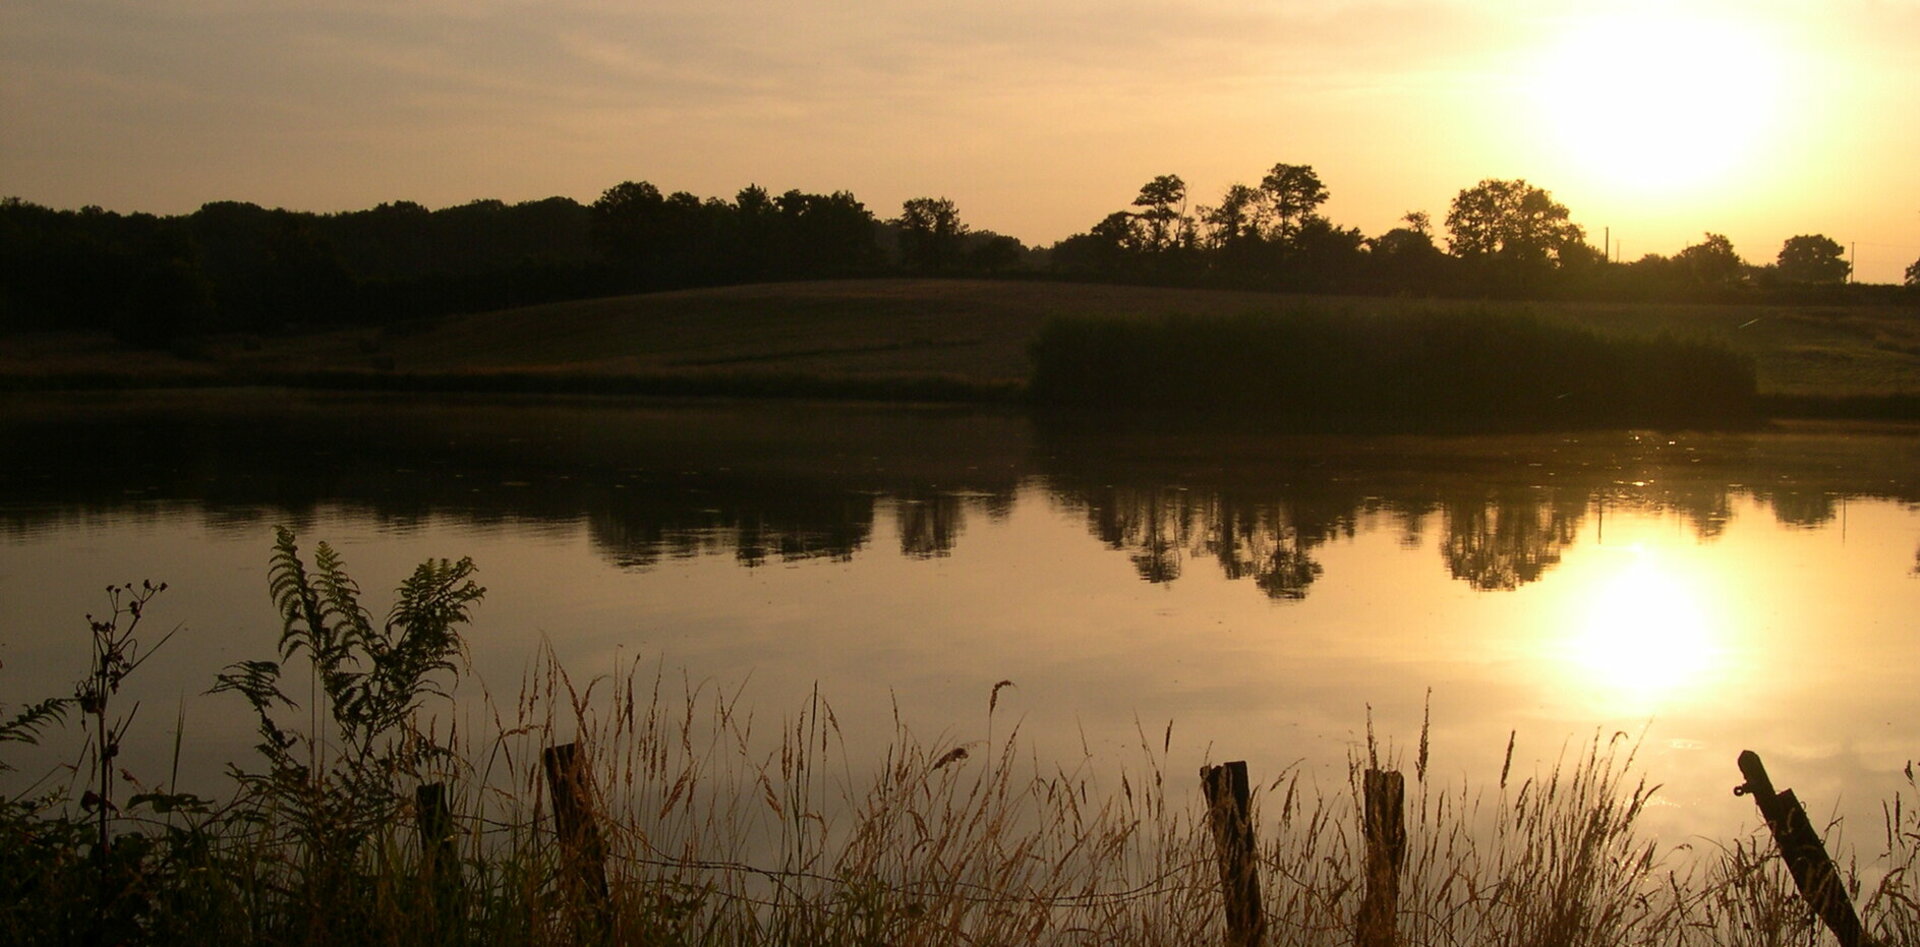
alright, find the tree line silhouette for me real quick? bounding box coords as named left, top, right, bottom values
left=3, top=164, right=1913, bottom=346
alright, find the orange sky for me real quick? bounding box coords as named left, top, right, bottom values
left=5, top=0, right=1917, bottom=282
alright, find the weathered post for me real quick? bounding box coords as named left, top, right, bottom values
left=544, top=743, right=611, bottom=939
left=1734, top=750, right=1867, bottom=947
left=1201, top=761, right=1265, bottom=947
left=1357, top=768, right=1407, bottom=947
left=415, top=782, right=459, bottom=932
left=416, top=783, right=456, bottom=875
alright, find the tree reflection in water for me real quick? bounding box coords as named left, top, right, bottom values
left=5, top=398, right=1920, bottom=602
left=1440, top=492, right=1583, bottom=591
left=897, top=491, right=968, bottom=559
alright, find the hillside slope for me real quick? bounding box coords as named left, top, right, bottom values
left=5, top=278, right=1918, bottom=400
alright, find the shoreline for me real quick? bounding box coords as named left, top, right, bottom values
left=7, top=368, right=1920, bottom=425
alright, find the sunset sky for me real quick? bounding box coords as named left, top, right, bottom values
left=6, top=0, right=1918, bottom=282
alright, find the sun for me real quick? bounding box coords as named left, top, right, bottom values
left=1527, top=9, right=1791, bottom=196
left=1560, top=544, right=1725, bottom=710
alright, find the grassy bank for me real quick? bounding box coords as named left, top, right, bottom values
left=3, top=279, right=1917, bottom=419
left=6, top=535, right=1920, bottom=945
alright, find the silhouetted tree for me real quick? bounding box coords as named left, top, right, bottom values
left=1258, top=163, right=1329, bottom=250
left=591, top=181, right=670, bottom=283
left=1286, top=215, right=1366, bottom=291
left=259, top=214, right=351, bottom=326
left=1445, top=179, right=1589, bottom=295
left=725, top=184, right=779, bottom=280
left=1445, top=179, right=1585, bottom=265
left=1200, top=184, right=1267, bottom=250
left=1907, top=256, right=1920, bottom=288
left=967, top=233, right=1025, bottom=274
left=1131, top=175, right=1191, bottom=254
left=1776, top=234, right=1850, bottom=284
left=0, top=198, right=154, bottom=331
left=1674, top=232, right=1744, bottom=287
left=895, top=197, right=968, bottom=272
left=1197, top=183, right=1268, bottom=282
left=1048, top=212, right=1141, bottom=278
left=1365, top=212, right=1449, bottom=293
left=772, top=189, right=881, bottom=277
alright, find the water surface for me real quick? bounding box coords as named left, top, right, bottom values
left=3, top=391, right=1916, bottom=850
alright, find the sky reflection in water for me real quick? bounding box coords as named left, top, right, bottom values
left=2, top=396, right=1916, bottom=855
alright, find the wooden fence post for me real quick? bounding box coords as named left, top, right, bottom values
left=544, top=743, right=611, bottom=939
left=416, top=783, right=456, bottom=874
left=415, top=783, right=459, bottom=932
left=1202, top=761, right=1266, bottom=947
left=1735, top=750, right=1870, bottom=947
left=1357, top=768, right=1407, bottom=947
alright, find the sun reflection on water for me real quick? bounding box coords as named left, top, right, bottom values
left=1559, top=542, right=1727, bottom=712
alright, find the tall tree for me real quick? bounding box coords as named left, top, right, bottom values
left=1130, top=174, right=1190, bottom=253
left=1775, top=234, right=1849, bottom=284
left=1199, top=183, right=1266, bottom=250
left=1366, top=212, right=1447, bottom=293
left=1444, top=179, right=1585, bottom=265
left=773, top=189, right=880, bottom=276
left=895, top=196, right=968, bottom=272
left=1258, top=163, right=1328, bottom=248
left=590, top=180, right=668, bottom=277
left=1674, top=232, right=1744, bottom=286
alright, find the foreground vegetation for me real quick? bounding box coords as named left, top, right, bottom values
left=5, top=535, right=1920, bottom=945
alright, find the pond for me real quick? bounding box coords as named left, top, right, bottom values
left=3, top=390, right=1917, bottom=853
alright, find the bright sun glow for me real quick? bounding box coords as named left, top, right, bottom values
left=1530, top=9, right=1791, bottom=196
left=1562, top=544, right=1723, bottom=709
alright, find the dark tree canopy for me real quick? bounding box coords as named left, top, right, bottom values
left=1259, top=163, right=1329, bottom=247
left=1775, top=234, right=1850, bottom=285
left=1130, top=174, right=1192, bottom=253
left=1199, top=183, right=1266, bottom=250
left=1444, top=179, right=1585, bottom=265
left=1674, top=233, right=1744, bottom=286
left=895, top=197, right=968, bottom=272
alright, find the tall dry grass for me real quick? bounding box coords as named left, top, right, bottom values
left=351, top=654, right=1917, bottom=946
left=9, top=643, right=1920, bottom=945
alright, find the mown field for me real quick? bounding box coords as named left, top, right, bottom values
left=3, top=278, right=1918, bottom=405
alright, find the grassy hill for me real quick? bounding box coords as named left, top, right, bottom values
left=4, top=278, right=1918, bottom=407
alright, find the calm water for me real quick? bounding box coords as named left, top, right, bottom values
left=3, top=391, right=1917, bottom=849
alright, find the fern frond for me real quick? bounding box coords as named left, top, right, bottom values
left=0, top=697, right=72, bottom=762
left=311, top=541, right=374, bottom=650
left=389, top=557, right=484, bottom=648
left=212, top=659, right=292, bottom=713
left=268, top=526, right=327, bottom=662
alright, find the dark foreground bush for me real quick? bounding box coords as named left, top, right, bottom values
left=1028, top=309, right=1758, bottom=428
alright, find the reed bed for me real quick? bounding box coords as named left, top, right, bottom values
left=1027, top=308, right=1759, bottom=427
left=6, top=542, right=1919, bottom=945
